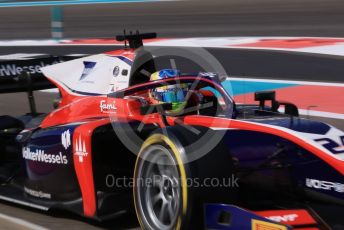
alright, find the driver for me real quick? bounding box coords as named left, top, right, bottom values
left=148, top=69, right=189, bottom=114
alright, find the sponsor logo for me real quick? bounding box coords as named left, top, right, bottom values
left=306, top=178, right=344, bottom=193
left=266, top=214, right=298, bottom=223
left=22, top=147, right=68, bottom=165
left=256, top=210, right=316, bottom=226
left=79, top=61, right=96, bottom=81
left=315, top=136, right=344, bottom=154
left=199, top=72, right=217, bottom=77
left=252, top=219, right=287, bottom=230
left=122, top=69, right=128, bottom=76
left=74, top=136, right=88, bottom=162
left=61, top=129, right=71, bottom=150
left=113, top=66, right=120, bottom=77
left=109, top=84, right=115, bottom=92
left=24, top=187, right=51, bottom=199
left=100, top=100, right=117, bottom=113
left=0, top=61, right=60, bottom=77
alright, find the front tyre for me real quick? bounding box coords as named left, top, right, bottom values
left=134, top=134, right=188, bottom=230
left=134, top=127, right=236, bottom=230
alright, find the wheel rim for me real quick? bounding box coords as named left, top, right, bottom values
left=136, top=145, right=181, bottom=230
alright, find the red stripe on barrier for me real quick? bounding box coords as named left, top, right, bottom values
left=232, top=38, right=344, bottom=49
left=234, top=85, right=344, bottom=114
left=63, top=38, right=168, bottom=45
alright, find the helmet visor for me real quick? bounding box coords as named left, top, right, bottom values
left=152, top=87, right=188, bottom=103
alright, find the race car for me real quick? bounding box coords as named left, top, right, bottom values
left=0, top=32, right=343, bottom=230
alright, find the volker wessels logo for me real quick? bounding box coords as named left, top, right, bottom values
left=74, top=136, right=88, bottom=163
left=22, top=147, right=68, bottom=165
left=0, top=61, right=62, bottom=77
left=61, top=129, right=71, bottom=150
left=79, top=61, right=96, bottom=81
left=113, top=66, right=120, bottom=77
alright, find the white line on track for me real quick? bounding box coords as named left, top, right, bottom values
left=0, top=195, right=49, bottom=211
left=298, top=109, right=344, bottom=120
left=0, top=212, right=48, bottom=230
left=228, top=77, right=344, bottom=87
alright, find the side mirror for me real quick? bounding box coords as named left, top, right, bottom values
left=276, top=101, right=299, bottom=117
left=254, top=91, right=299, bottom=116
left=254, top=91, right=276, bottom=110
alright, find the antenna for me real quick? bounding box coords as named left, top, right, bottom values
left=116, top=31, right=157, bottom=49
left=123, top=29, right=127, bottom=49
left=306, top=105, right=317, bottom=119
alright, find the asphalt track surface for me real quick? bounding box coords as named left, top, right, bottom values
left=0, top=0, right=343, bottom=229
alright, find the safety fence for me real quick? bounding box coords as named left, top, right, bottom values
left=0, top=0, right=161, bottom=40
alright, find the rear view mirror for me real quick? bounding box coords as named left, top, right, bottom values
left=254, top=91, right=299, bottom=116
left=276, top=101, right=299, bottom=117
left=254, top=91, right=276, bottom=110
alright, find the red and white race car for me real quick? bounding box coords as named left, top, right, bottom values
left=0, top=33, right=342, bottom=230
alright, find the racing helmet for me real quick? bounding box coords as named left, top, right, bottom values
left=149, top=69, right=188, bottom=113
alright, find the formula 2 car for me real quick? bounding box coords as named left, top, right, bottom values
left=0, top=33, right=343, bottom=230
